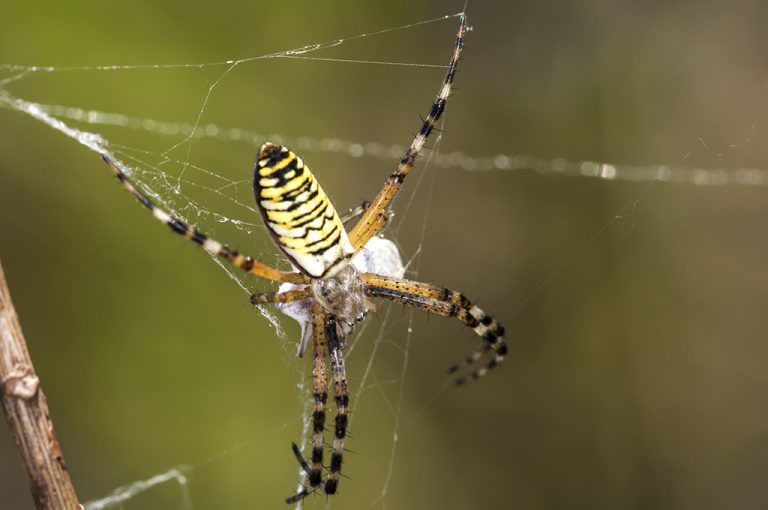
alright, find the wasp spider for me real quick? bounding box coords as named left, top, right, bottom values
left=100, top=13, right=505, bottom=503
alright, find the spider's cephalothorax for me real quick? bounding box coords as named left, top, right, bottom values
left=311, top=264, right=374, bottom=338
left=100, top=12, right=506, bottom=504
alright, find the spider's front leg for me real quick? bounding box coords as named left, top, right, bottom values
left=286, top=309, right=351, bottom=502
left=287, top=301, right=329, bottom=503
left=347, top=14, right=466, bottom=252
left=101, top=155, right=307, bottom=285
left=325, top=314, right=349, bottom=495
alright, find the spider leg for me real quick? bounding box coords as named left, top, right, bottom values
left=250, top=289, right=311, bottom=305
left=325, top=315, right=349, bottom=495
left=362, top=273, right=506, bottom=386
left=101, top=155, right=308, bottom=285
left=347, top=14, right=467, bottom=252
left=339, top=200, right=372, bottom=225
left=290, top=442, right=311, bottom=475
left=286, top=301, right=329, bottom=504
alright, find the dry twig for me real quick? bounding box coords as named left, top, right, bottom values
left=0, top=260, right=81, bottom=509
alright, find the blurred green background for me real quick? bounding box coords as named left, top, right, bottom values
left=3, top=1, right=768, bottom=509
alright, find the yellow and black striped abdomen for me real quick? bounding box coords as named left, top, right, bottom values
left=253, top=143, right=354, bottom=278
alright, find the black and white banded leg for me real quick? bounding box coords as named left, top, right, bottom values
left=101, top=154, right=307, bottom=285
left=286, top=302, right=329, bottom=504
left=325, top=315, right=349, bottom=494
left=363, top=273, right=506, bottom=385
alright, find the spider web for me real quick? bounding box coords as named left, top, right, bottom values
left=2, top=4, right=768, bottom=510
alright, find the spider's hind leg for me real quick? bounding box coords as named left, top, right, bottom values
left=362, top=273, right=506, bottom=386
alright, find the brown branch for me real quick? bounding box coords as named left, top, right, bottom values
left=0, top=260, right=82, bottom=509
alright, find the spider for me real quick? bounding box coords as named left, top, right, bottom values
left=100, top=13, right=505, bottom=503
